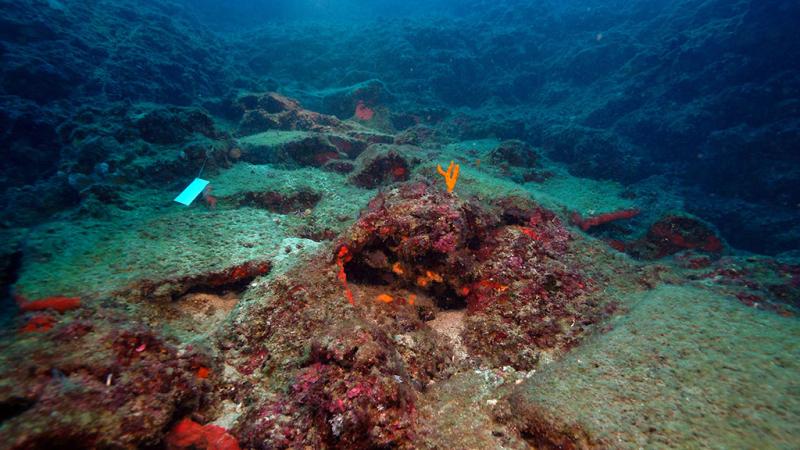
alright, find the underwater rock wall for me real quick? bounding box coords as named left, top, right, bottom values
left=0, top=0, right=256, bottom=227
left=223, top=0, right=800, bottom=254
left=1, top=0, right=798, bottom=253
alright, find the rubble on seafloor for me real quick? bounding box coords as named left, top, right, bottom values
left=0, top=93, right=798, bottom=449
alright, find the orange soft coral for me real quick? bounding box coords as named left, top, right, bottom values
left=436, top=160, right=460, bottom=193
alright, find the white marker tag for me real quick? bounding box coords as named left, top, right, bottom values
left=174, top=178, right=210, bottom=206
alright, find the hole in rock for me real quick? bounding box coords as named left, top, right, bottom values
left=345, top=252, right=393, bottom=286
left=343, top=245, right=466, bottom=311
left=0, top=396, right=35, bottom=424
left=24, top=434, right=96, bottom=450
left=425, top=283, right=465, bottom=311
left=518, top=425, right=591, bottom=450
left=181, top=277, right=252, bottom=299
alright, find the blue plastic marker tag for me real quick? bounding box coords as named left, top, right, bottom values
left=174, top=178, right=210, bottom=206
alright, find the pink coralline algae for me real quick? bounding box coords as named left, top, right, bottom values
left=433, top=232, right=458, bottom=253
left=331, top=185, right=609, bottom=369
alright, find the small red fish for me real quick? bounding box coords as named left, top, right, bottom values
left=203, top=185, right=217, bottom=209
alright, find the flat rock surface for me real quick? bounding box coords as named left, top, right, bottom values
left=503, top=284, right=800, bottom=449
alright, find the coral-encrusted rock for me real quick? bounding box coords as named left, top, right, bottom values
left=280, top=324, right=416, bottom=447
left=234, top=189, right=321, bottom=214
left=1, top=104, right=63, bottom=187
left=348, top=144, right=419, bottom=189
left=389, top=107, right=449, bottom=132
left=340, top=182, right=490, bottom=270
left=239, top=132, right=358, bottom=168
left=222, top=258, right=428, bottom=449
left=487, top=139, right=539, bottom=168
left=625, top=214, right=724, bottom=260
left=321, top=79, right=395, bottom=119
left=336, top=185, right=612, bottom=369
left=322, top=159, right=356, bottom=174
left=135, top=107, right=218, bottom=145
left=238, top=92, right=301, bottom=114
left=3, top=60, right=80, bottom=102
left=64, top=135, right=115, bottom=174
left=393, top=125, right=449, bottom=147
left=0, top=320, right=209, bottom=449
left=239, top=359, right=416, bottom=449
left=280, top=135, right=343, bottom=167
left=328, top=134, right=368, bottom=159
left=79, top=184, right=127, bottom=208
left=461, top=223, right=595, bottom=369
left=236, top=92, right=344, bottom=135
left=237, top=109, right=282, bottom=134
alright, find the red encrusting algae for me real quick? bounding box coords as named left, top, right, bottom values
left=354, top=100, right=374, bottom=121
left=391, top=165, right=407, bottom=179
left=167, top=418, right=240, bottom=450
left=336, top=245, right=355, bottom=304
left=20, top=315, right=57, bottom=333
left=649, top=217, right=723, bottom=253
left=18, top=295, right=81, bottom=313
left=571, top=208, right=640, bottom=231
left=465, top=279, right=510, bottom=312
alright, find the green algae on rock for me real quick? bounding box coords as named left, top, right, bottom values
left=498, top=284, right=800, bottom=449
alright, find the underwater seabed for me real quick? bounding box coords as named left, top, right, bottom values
left=0, top=94, right=798, bottom=449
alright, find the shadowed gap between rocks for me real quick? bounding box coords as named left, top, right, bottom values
left=343, top=242, right=467, bottom=312
left=0, top=397, right=35, bottom=425
left=128, top=260, right=272, bottom=302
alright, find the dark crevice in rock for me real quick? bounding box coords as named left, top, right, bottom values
left=345, top=258, right=393, bottom=286
left=15, top=434, right=97, bottom=450
left=428, top=284, right=466, bottom=311
left=128, top=260, right=272, bottom=302
left=519, top=430, right=585, bottom=450
left=343, top=242, right=466, bottom=311
left=0, top=396, right=35, bottom=424
left=349, top=151, right=410, bottom=189
left=182, top=278, right=250, bottom=299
